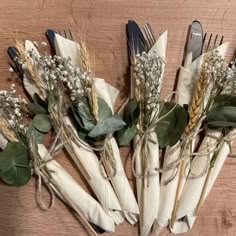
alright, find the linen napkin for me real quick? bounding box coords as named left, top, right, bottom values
left=132, top=31, right=167, bottom=236
left=37, top=144, right=115, bottom=232
left=0, top=130, right=115, bottom=232
left=54, top=33, right=139, bottom=224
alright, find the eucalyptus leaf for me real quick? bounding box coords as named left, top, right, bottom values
left=0, top=142, right=31, bottom=186
left=34, top=93, right=48, bottom=109
left=211, top=95, right=236, bottom=110
left=123, top=98, right=140, bottom=125
left=76, top=98, right=96, bottom=131
left=97, top=97, right=112, bottom=120
left=116, top=125, right=137, bottom=146
left=33, top=114, right=52, bottom=133
left=156, top=102, right=188, bottom=148
left=27, top=122, right=46, bottom=144
left=71, top=104, right=84, bottom=128
left=27, top=103, right=47, bottom=115
left=88, top=115, right=126, bottom=138
left=205, top=106, right=236, bottom=127
left=48, top=91, right=57, bottom=113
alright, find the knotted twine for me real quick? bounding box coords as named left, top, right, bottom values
left=131, top=93, right=179, bottom=186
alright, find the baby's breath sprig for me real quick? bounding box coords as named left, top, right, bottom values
left=0, top=86, right=27, bottom=142
left=206, top=50, right=232, bottom=97
left=133, top=50, right=165, bottom=129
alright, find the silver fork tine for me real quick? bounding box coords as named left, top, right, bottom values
left=206, top=33, right=212, bottom=51
left=203, top=33, right=224, bottom=52
left=219, top=35, right=224, bottom=45
left=69, top=29, right=74, bottom=41
left=213, top=34, right=218, bottom=47
left=64, top=29, right=68, bottom=39
left=143, top=25, right=152, bottom=50
left=147, top=23, right=156, bottom=44
left=143, top=23, right=156, bottom=50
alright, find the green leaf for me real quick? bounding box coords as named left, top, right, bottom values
left=48, top=91, right=57, bottom=113
left=123, top=98, right=140, bottom=125
left=34, top=93, right=48, bottom=109
left=116, top=125, right=137, bottom=146
left=97, top=97, right=112, bottom=120
left=33, top=114, right=52, bottom=133
left=76, top=98, right=96, bottom=131
left=211, top=95, right=236, bottom=110
left=88, top=115, right=126, bottom=138
left=27, top=122, right=46, bottom=144
left=205, top=106, right=236, bottom=127
left=155, top=102, right=188, bottom=148
left=0, top=142, right=31, bottom=186
left=27, top=103, right=47, bottom=115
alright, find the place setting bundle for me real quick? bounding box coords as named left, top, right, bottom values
left=0, top=20, right=236, bottom=236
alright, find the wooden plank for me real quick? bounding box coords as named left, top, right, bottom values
left=0, top=0, right=236, bottom=235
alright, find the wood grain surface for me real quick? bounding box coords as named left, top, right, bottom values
left=0, top=0, right=236, bottom=235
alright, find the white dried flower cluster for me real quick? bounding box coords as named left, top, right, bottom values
left=133, top=50, right=165, bottom=111
left=206, top=50, right=232, bottom=95
left=0, top=85, right=27, bottom=133
left=28, top=49, right=92, bottom=106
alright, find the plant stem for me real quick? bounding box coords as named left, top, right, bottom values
left=170, top=159, right=185, bottom=228
left=194, top=166, right=212, bottom=216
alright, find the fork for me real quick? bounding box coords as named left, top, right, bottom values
left=202, top=32, right=224, bottom=52
left=142, top=23, right=156, bottom=51
left=58, top=29, right=75, bottom=41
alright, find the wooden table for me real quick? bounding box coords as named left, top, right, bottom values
left=0, top=0, right=236, bottom=235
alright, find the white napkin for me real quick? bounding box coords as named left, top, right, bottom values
left=37, top=144, right=115, bottom=232
left=171, top=139, right=230, bottom=233
left=156, top=42, right=229, bottom=235
left=132, top=31, right=167, bottom=236
left=176, top=43, right=229, bottom=106
left=0, top=130, right=115, bottom=232
left=0, top=132, right=8, bottom=150
left=54, top=34, right=139, bottom=224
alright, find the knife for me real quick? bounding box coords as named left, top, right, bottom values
left=45, top=29, right=56, bottom=53
left=7, top=47, right=24, bottom=79
left=184, top=20, right=203, bottom=64
left=127, top=20, right=146, bottom=63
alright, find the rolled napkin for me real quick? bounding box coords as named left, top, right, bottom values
left=24, top=40, right=125, bottom=225
left=0, top=130, right=115, bottom=232
left=171, top=136, right=230, bottom=233
left=132, top=31, right=167, bottom=236
left=55, top=34, right=139, bottom=224
left=37, top=144, right=115, bottom=232
left=156, top=42, right=229, bottom=234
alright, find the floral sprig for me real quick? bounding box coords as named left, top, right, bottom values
left=133, top=50, right=165, bottom=115
left=0, top=86, right=27, bottom=142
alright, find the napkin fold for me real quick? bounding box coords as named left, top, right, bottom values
left=176, top=43, right=229, bottom=106
left=54, top=34, right=139, bottom=224
left=132, top=31, right=167, bottom=236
